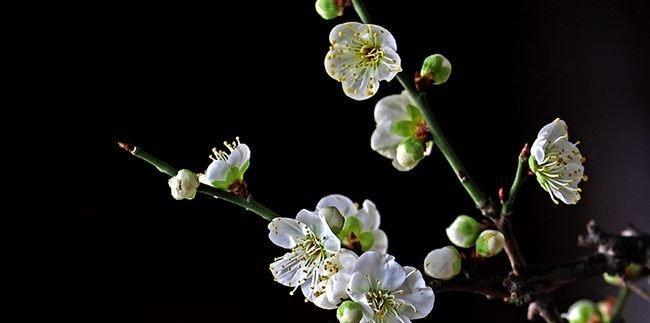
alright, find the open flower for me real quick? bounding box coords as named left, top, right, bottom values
left=529, top=119, right=586, bottom=204
left=307, top=249, right=359, bottom=309
left=371, top=91, right=433, bottom=171
left=325, top=22, right=401, bottom=100
left=199, top=137, right=250, bottom=196
left=268, top=210, right=341, bottom=309
left=346, top=251, right=435, bottom=322
left=317, top=194, right=388, bottom=253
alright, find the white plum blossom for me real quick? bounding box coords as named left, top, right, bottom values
left=268, top=210, right=344, bottom=309
left=529, top=118, right=586, bottom=204
left=371, top=91, right=433, bottom=171
left=199, top=137, right=250, bottom=194
left=325, top=22, right=402, bottom=100
left=307, top=249, right=359, bottom=308
left=168, top=169, right=199, bottom=200
left=346, top=251, right=435, bottom=322
left=317, top=194, right=388, bottom=254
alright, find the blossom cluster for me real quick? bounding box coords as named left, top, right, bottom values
left=268, top=195, right=435, bottom=322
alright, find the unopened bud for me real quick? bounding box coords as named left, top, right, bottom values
left=424, top=246, right=462, bottom=280
left=562, top=300, right=596, bottom=323
left=446, top=215, right=480, bottom=248
left=315, top=0, right=345, bottom=20
left=396, top=138, right=425, bottom=170
left=420, top=54, right=452, bottom=85
left=168, top=169, right=199, bottom=200
left=475, top=230, right=505, bottom=257
left=337, top=300, right=363, bottom=323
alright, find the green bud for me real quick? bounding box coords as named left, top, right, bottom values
left=563, top=300, right=596, bottom=323
left=396, top=137, right=425, bottom=170
left=424, top=246, right=462, bottom=280
left=319, top=206, right=345, bottom=234
left=337, top=301, right=363, bottom=323
left=315, top=0, right=344, bottom=20
left=603, top=273, right=624, bottom=287
left=445, top=215, right=480, bottom=248
left=475, top=230, right=505, bottom=257
left=420, top=54, right=452, bottom=85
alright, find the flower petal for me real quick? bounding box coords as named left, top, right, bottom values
left=538, top=118, right=568, bottom=143
left=317, top=194, right=358, bottom=217
left=227, top=144, right=250, bottom=169
left=267, top=218, right=307, bottom=249
left=371, top=122, right=403, bottom=159
left=352, top=251, right=405, bottom=292
left=369, top=229, right=388, bottom=253
left=357, top=200, right=380, bottom=230
left=376, top=46, right=402, bottom=81
left=347, top=271, right=371, bottom=302
left=398, top=266, right=435, bottom=319
left=204, top=160, right=230, bottom=182
left=296, top=209, right=341, bottom=253
left=374, top=91, right=412, bottom=124
left=270, top=252, right=308, bottom=287
left=392, top=158, right=415, bottom=172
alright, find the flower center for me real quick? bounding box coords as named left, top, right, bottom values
left=413, top=120, right=431, bottom=141
left=359, top=44, right=384, bottom=66
left=209, top=136, right=241, bottom=162
left=366, top=288, right=402, bottom=319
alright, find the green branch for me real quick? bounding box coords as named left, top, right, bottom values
left=118, top=142, right=280, bottom=221
left=351, top=0, right=488, bottom=210
left=611, top=287, right=630, bottom=323
left=502, top=144, right=530, bottom=215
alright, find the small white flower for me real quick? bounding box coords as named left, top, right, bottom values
left=371, top=91, right=433, bottom=171
left=268, top=210, right=341, bottom=309
left=325, top=22, right=402, bottom=100
left=167, top=169, right=199, bottom=200
left=200, top=137, right=250, bottom=194
left=424, top=246, right=462, bottom=280
left=317, top=194, right=388, bottom=253
left=529, top=118, right=586, bottom=204
left=346, top=251, right=435, bottom=322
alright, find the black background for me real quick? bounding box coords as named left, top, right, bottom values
left=5, top=0, right=650, bottom=322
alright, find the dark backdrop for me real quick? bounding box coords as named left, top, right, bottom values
left=5, top=1, right=650, bottom=322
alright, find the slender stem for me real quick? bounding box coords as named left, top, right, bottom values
left=350, top=0, right=488, bottom=209
left=495, top=218, right=527, bottom=276
left=502, top=144, right=529, bottom=215
left=119, top=142, right=280, bottom=221
left=351, top=0, right=371, bottom=24
left=611, top=287, right=631, bottom=323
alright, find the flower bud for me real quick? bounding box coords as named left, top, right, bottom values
left=420, top=54, right=452, bottom=85
left=475, top=230, right=505, bottom=257
left=562, top=300, right=596, bottom=323
left=445, top=215, right=480, bottom=248
left=319, top=206, right=345, bottom=234
left=337, top=300, right=363, bottom=323
left=603, top=263, right=643, bottom=286
left=168, top=169, right=199, bottom=200
left=395, top=138, right=425, bottom=170
left=315, top=0, right=345, bottom=20
left=424, top=246, right=462, bottom=280
left=603, top=273, right=624, bottom=287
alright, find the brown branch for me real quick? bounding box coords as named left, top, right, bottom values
left=429, top=276, right=509, bottom=300
left=527, top=297, right=562, bottom=323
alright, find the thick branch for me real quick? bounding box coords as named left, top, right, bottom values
left=429, top=277, right=509, bottom=300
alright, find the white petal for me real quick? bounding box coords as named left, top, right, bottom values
left=357, top=200, right=380, bottom=230
left=270, top=253, right=308, bottom=287
left=371, top=122, right=402, bottom=159
left=204, top=160, right=230, bottom=182
left=398, top=267, right=435, bottom=319
left=352, top=251, right=405, bottom=292
left=326, top=272, right=352, bottom=305
left=366, top=24, right=397, bottom=50
left=339, top=249, right=360, bottom=270
left=342, top=66, right=380, bottom=101
left=392, top=158, right=414, bottom=172
left=531, top=138, right=547, bottom=164
left=538, top=118, right=568, bottom=143
left=317, top=194, right=358, bottom=217
left=347, top=271, right=371, bottom=302
left=374, top=91, right=412, bottom=124
left=227, top=144, right=250, bottom=169
left=302, top=281, right=338, bottom=310
left=267, top=218, right=306, bottom=249
left=369, top=229, right=388, bottom=253
left=376, top=46, right=402, bottom=81
left=329, top=22, right=364, bottom=45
